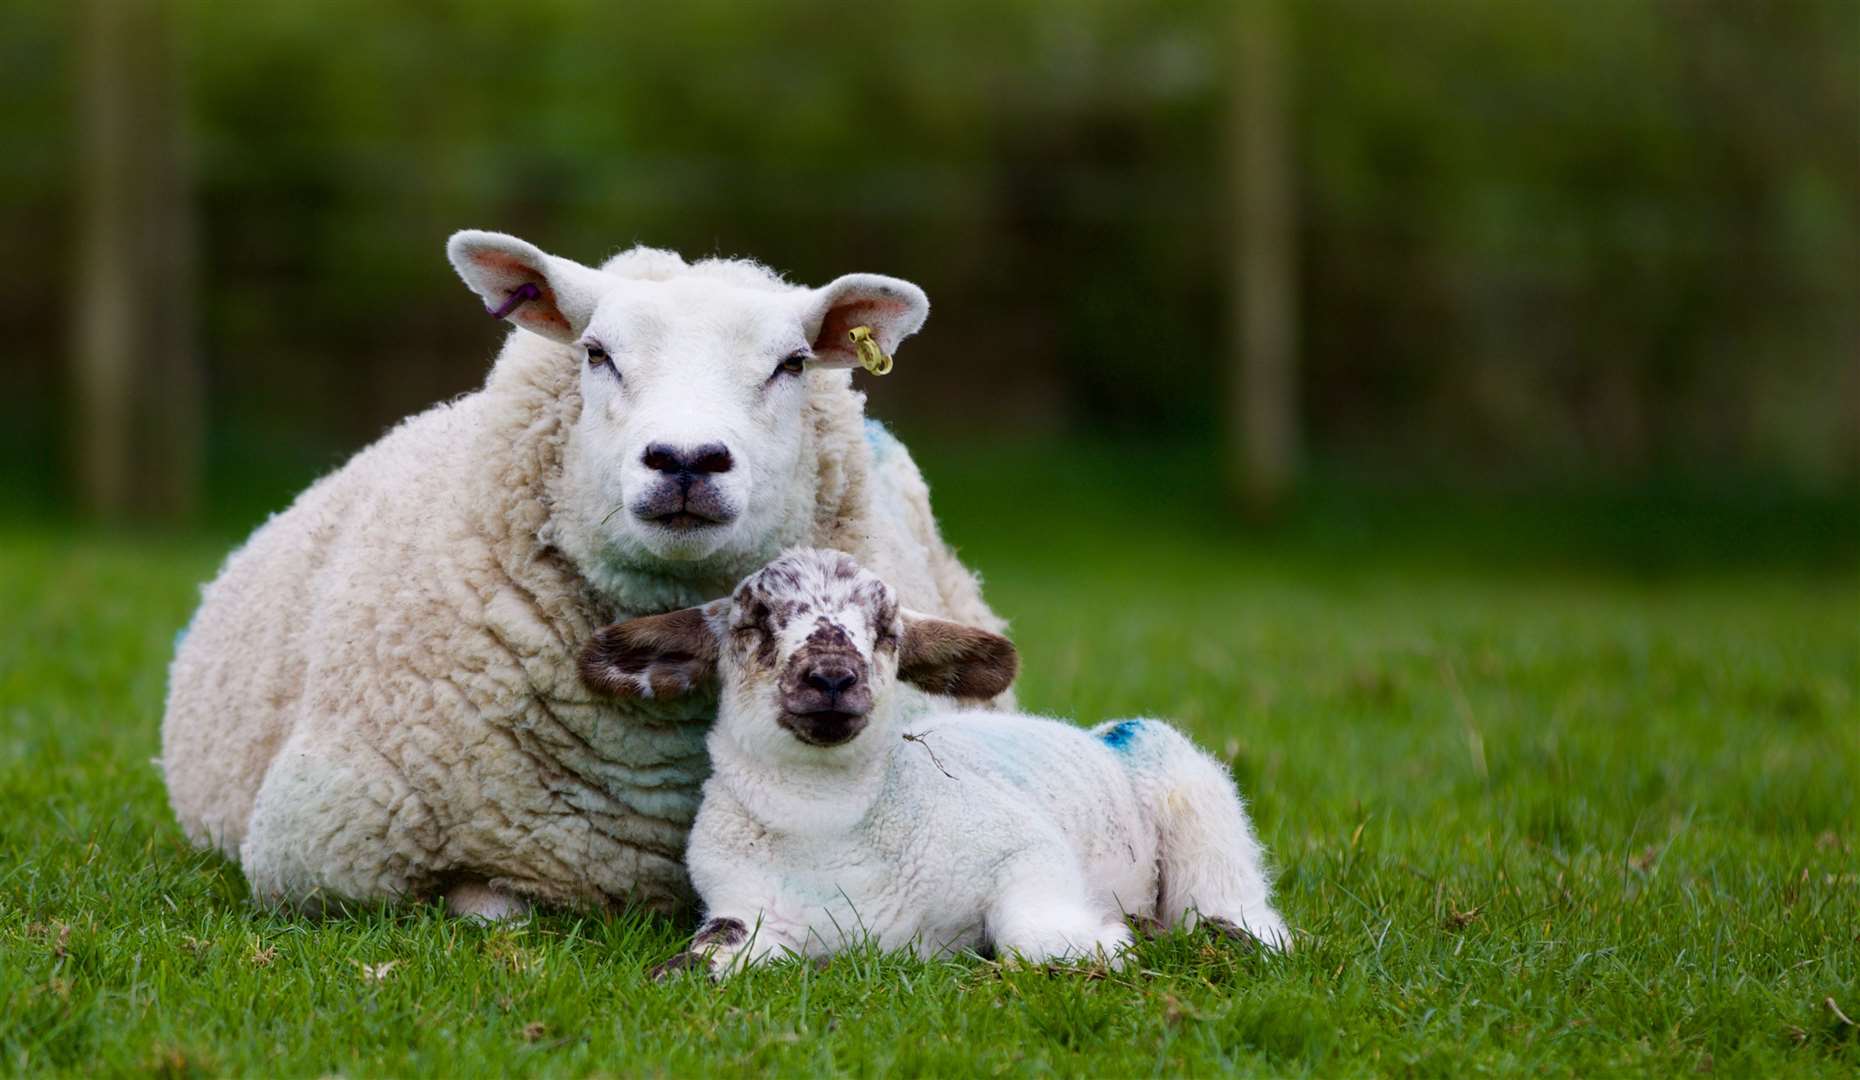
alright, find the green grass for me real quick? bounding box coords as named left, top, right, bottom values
left=3, top=460, right=1858, bottom=1076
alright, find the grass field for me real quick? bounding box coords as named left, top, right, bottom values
left=2, top=449, right=1857, bottom=1076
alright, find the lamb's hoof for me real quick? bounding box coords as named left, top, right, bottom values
left=1202, top=917, right=1261, bottom=951
left=1126, top=914, right=1168, bottom=940
left=651, top=951, right=714, bottom=982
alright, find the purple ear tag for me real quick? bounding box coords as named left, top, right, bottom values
left=487, top=281, right=542, bottom=320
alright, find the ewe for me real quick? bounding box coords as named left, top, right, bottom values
left=162, top=233, right=1006, bottom=919
left=580, top=548, right=1289, bottom=976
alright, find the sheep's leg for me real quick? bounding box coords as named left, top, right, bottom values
left=986, top=858, right=1132, bottom=967
left=239, top=729, right=436, bottom=911
left=652, top=913, right=805, bottom=981
left=444, top=880, right=532, bottom=923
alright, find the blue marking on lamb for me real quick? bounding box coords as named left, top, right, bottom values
left=1098, top=719, right=1143, bottom=752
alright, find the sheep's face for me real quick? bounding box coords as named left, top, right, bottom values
left=567, top=277, right=819, bottom=567
left=447, top=232, right=929, bottom=574
left=579, top=549, right=1019, bottom=760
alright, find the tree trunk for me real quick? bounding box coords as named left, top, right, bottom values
left=1226, top=0, right=1299, bottom=513
left=75, top=0, right=199, bottom=522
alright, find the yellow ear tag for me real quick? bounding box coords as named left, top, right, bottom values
left=849, top=325, right=893, bottom=376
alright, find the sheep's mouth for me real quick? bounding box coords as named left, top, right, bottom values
left=631, top=483, right=738, bottom=533
left=778, top=709, right=868, bottom=747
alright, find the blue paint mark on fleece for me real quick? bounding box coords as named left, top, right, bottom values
left=172, top=600, right=205, bottom=655
left=1099, top=719, right=1144, bottom=751
left=863, top=418, right=900, bottom=463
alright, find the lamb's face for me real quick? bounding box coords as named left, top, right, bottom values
left=446, top=231, right=929, bottom=575
left=579, top=548, right=1022, bottom=759
left=720, top=549, right=902, bottom=749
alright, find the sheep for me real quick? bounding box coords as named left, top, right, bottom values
left=160, top=232, right=1008, bottom=920
left=579, top=547, right=1290, bottom=976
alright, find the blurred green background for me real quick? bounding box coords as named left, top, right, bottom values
left=3, top=6, right=1858, bottom=1072
left=2, top=0, right=1857, bottom=555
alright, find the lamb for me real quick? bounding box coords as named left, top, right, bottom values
left=160, top=231, right=1008, bottom=920
left=579, top=548, right=1290, bottom=976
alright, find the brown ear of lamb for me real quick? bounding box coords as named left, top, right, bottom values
left=579, top=606, right=720, bottom=700
left=896, top=611, right=1019, bottom=701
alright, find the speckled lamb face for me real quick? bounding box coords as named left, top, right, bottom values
left=723, top=550, right=900, bottom=747
left=447, top=231, right=930, bottom=575
left=579, top=549, right=1021, bottom=755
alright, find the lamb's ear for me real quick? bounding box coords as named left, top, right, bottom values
left=579, top=602, right=725, bottom=700
left=802, top=273, right=929, bottom=369
left=447, top=230, right=607, bottom=344
left=897, top=610, right=1018, bottom=700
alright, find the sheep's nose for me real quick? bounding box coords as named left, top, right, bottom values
left=642, top=442, right=734, bottom=477
left=803, top=664, right=859, bottom=697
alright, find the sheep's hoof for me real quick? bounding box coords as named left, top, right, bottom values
left=651, top=951, right=714, bottom=982
left=1202, top=917, right=1261, bottom=951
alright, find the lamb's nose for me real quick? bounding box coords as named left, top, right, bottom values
left=642, top=442, right=734, bottom=477
left=804, top=665, right=859, bottom=697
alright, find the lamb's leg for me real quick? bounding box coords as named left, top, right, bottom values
left=986, top=858, right=1132, bottom=967
left=652, top=913, right=805, bottom=981
left=1111, top=719, right=1289, bottom=950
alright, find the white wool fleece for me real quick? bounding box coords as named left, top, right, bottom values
left=160, top=234, right=1006, bottom=917
left=580, top=549, right=1288, bottom=976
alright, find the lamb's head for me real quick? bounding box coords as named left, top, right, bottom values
left=447, top=231, right=928, bottom=572
left=579, top=549, right=1018, bottom=759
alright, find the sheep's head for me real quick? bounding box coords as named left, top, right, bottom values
left=579, top=549, right=1017, bottom=758
left=447, top=231, right=928, bottom=574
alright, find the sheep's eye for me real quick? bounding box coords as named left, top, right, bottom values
left=585, top=343, right=611, bottom=368
left=773, top=352, right=809, bottom=378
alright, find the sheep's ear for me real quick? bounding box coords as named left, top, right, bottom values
left=802, top=273, right=929, bottom=369
left=897, top=610, right=1018, bottom=700
left=579, top=603, right=724, bottom=700
left=447, top=230, right=608, bottom=344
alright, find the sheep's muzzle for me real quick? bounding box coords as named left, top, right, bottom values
left=630, top=478, right=737, bottom=531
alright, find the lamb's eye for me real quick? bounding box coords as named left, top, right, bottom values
left=773, top=352, right=809, bottom=378
left=585, top=343, right=611, bottom=368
